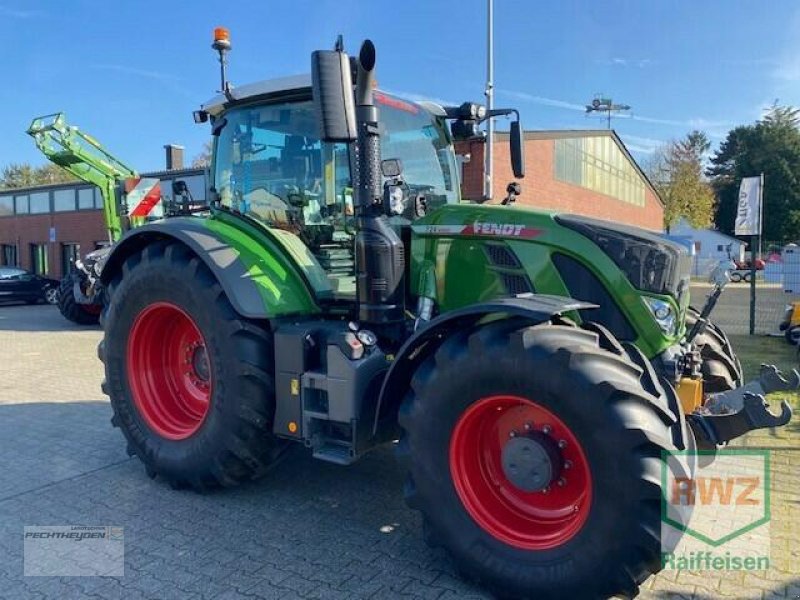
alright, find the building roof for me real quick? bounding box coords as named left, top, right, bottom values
left=671, top=220, right=746, bottom=245
left=0, top=167, right=205, bottom=196
left=495, top=129, right=663, bottom=208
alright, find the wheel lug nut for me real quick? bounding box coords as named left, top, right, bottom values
left=564, top=460, right=572, bottom=470
left=558, top=439, right=567, bottom=449
left=509, top=431, right=516, bottom=438
left=557, top=477, right=566, bottom=487
left=524, top=422, right=532, bottom=431
left=542, top=425, right=551, bottom=435
left=541, top=486, right=550, bottom=494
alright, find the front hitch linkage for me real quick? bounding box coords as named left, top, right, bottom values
left=687, top=393, right=793, bottom=450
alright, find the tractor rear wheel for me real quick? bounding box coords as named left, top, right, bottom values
left=100, top=242, right=286, bottom=490
left=686, top=307, right=743, bottom=393
left=398, top=318, right=694, bottom=599
left=58, top=273, right=101, bottom=325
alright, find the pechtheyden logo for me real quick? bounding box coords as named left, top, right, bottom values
left=24, top=526, right=124, bottom=576
left=661, top=449, right=770, bottom=571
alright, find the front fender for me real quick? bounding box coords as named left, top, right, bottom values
left=99, top=217, right=321, bottom=319
left=371, top=294, right=596, bottom=438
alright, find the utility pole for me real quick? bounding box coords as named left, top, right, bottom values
left=484, top=0, right=494, bottom=201
left=585, top=96, right=630, bottom=129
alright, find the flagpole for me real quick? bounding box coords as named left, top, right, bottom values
left=484, top=0, right=494, bottom=201
left=758, top=172, right=764, bottom=260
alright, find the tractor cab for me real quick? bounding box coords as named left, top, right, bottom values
left=202, top=80, right=459, bottom=297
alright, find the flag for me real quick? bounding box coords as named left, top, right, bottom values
left=734, top=176, right=762, bottom=236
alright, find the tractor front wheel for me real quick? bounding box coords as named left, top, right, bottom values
left=58, top=273, right=101, bottom=325
left=686, top=306, right=743, bottom=392
left=399, top=319, right=693, bottom=599
left=100, top=242, right=286, bottom=490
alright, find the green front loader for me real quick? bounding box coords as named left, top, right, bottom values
left=96, top=33, right=791, bottom=599
left=27, top=113, right=205, bottom=324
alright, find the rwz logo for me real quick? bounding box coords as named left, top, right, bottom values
left=671, top=476, right=760, bottom=506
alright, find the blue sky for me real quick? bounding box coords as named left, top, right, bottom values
left=2, top=0, right=799, bottom=171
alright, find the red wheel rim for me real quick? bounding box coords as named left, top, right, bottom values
left=126, top=302, right=212, bottom=440
left=449, top=395, right=592, bottom=550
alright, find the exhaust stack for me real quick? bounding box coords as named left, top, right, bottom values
left=352, top=40, right=406, bottom=326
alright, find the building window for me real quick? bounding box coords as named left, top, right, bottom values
left=554, top=136, right=646, bottom=206
left=1, top=244, right=17, bottom=266
left=54, top=189, right=76, bottom=212
left=0, top=195, right=12, bottom=216
left=29, top=192, right=50, bottom=214
left=78, top=188, right=95, bottom=210
left=62, top=243, right=80, bottom=275
left=14, top=195, right=29, bottom=214
left=30, top=243, right=48, bottom=275
left=94, top=189, right=104, bottom=209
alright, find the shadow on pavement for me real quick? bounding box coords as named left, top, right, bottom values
left=0, top=304, right=100, bottom=332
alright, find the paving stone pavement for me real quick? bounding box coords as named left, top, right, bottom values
left=0, top=304, right=797, bottom=599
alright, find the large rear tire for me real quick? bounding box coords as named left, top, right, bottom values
left=686, top=306, right=743, bottom=393
left=398, top=318, right=694, bottom=599
left=58, top=273, right=101, bottom=325
left=100, top=242, right=286, bottom=490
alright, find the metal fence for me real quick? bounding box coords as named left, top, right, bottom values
left=690, top=243, right=800, bottom=336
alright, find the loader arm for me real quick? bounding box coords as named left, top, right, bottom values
left=27, top=112, right=138, bottom=242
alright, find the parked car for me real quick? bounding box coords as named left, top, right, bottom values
left=0, top=267, right=60, bottom=305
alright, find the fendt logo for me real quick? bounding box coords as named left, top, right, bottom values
left=468, top=221, right=541, bottom=238
left=661, top=449, right=771, bottom=570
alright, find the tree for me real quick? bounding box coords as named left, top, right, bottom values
left=708, top=103, right=800, bottom=242
left=0, top=162, right=76, bottom=189
left=192, top=141, right=212, bottom=168
left=646, top=130, right=715, bottom=232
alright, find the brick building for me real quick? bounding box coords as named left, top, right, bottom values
left=458, top=129, right=664, bottom=231
left=0, top=168, right=205, bottom=280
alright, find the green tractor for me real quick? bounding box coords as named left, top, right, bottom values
left=98, top=34, right=790, bottom=598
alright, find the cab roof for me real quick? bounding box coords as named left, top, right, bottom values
left=201, top=74, right=445, bottom=117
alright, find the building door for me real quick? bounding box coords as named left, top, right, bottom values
left=62, top=243, right=80, bottom=276
left=30, top=243, right=48, bottom=276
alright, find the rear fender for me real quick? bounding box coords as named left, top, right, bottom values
left=99, top=217, right=320, bottom=319
left=371, top=294, right=596, bottom=439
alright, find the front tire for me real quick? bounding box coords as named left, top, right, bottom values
left=399, top=318, right=693, bottom=599
left=686, top=307, right=743, bottom=393
left=58, top=274, right=101, bottom=325
left=100, top=242, right=286, bottom=490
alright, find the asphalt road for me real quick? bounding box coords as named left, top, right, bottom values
left=0, top=304, right=796, bottom=599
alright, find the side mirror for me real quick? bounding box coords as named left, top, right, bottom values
left=510, top=120, right=525, bottom=178
left=311, top=49, right=357, bottom=142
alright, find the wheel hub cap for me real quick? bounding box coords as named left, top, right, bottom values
left=501, top=432, right=561, bottom=492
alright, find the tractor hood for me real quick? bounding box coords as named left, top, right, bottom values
left=409, top=204, right=690, bottom=357
left=554, top=213, right=691, bottom=298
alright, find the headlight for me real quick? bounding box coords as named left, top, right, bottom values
left=643, top=297, right=677, bottom=336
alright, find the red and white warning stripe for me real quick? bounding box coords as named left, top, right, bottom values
left=125, top=177, right=162, bottom=218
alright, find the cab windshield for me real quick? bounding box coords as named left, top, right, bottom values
left=212, top=95, right=458, bottom=229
